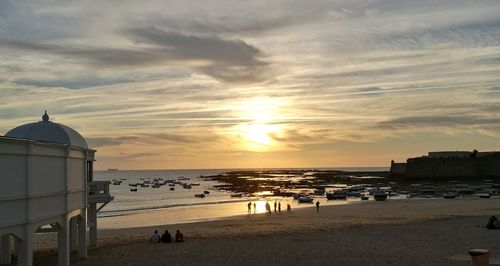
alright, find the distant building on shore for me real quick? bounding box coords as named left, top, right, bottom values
left=390, top=150, right=500, bottom=178
left=0, top=112, right=113, bottom=266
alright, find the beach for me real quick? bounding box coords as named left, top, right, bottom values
left=32, top=198, right=500, bottom=265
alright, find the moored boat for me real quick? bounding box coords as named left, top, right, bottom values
left=130, top=188, right=138, bottom=192
left=477, top=192, right=491, bottom=198
left=327, top=190, right=347, bottom=200
left=297, top=195, right=314, bottom=203
left=195, top=193, right=206, bottom=198
left=443, top=192, right=457, bottom=199
left=373, top=191, right=388, bottom=201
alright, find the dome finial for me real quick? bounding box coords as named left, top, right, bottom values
left=42, top=110, right=49, bottom=122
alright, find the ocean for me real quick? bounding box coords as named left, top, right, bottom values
left=94, top=167, right=389, bottom=228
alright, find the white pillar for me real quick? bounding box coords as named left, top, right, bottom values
left=58, top=216, right=70, bottom=266
left=0, top=234, right=11, bottom=264
left=89, top=204, right=97, bottom=247
left=70, top=218, right=78, bottom=251
left=18, top=227, right=33, bottom=266
left=77, top=210, right=87, bottom=258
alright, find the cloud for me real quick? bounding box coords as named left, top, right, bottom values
left=378, top=115, right=500, bottom=129
left=0, top=27, right=270, bottom=84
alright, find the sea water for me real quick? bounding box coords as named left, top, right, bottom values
left=95, top=167, right=389, bottom=228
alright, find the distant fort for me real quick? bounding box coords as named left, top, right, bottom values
left=390, top=150, right=500, bottom=178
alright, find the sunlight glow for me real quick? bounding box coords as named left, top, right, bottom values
left=235, top=97, right=286, bottom=152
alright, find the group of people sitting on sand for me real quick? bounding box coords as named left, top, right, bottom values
left=150, top=229, right=184, bottom=243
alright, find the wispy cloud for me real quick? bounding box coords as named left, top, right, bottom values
left=1, top=0, right=500, bottom=168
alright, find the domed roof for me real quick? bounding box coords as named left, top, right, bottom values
left=5, top=111, right=88, bottom=149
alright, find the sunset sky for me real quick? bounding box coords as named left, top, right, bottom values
left=1, top=0, right=500, bottom=170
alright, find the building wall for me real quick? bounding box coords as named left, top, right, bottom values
left=478, top=154, right=500, bottom=177
left=390, top=162, right=407, bottom=175
left=403, top=152, right=500, bottom=178
left=0, top=138, right=88, bottom=229
left=428, top=151, right=471, bottom=158
left=405, top=157, right=478, bottom=178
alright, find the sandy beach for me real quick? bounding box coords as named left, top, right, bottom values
left=28, top=198, right=500, bottom=265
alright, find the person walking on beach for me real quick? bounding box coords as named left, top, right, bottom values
left=265, top=201, right=271, bottom=213
left=316, top=201, right=320, bottom=212
left=274, top=201, right=277, bottom=212
left=253, top=202, right=256, bottom=213
left=161, top=230, right=172, bottom=243
left=287, top=203, right=292, bottom=212
left=278, top=202, right=281, bottom=212
left=248, top=202, right=252, bottom=213
left=149, top=230, right=160, bottom=243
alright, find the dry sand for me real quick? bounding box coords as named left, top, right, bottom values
left=33, top=198, right=500, bottom=265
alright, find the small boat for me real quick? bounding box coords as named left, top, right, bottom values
left=129, top=183, right=138, bottom=187
left=361, top=195, right=369, bottom=200
left=190, top=183, right=200, bottom=186
left=230, top=193, right=243, bottom=198
left=183, top=184, right=192, bottom=189
left=314, top=187, right=325, bottom=195
left=152, top=184, right=160, bottom=188
left=326, top=190, right=347, bottom=200
left=373, top=191, right=388, bottom=201
left=477, top=193, right=491, bottom=199
left=130, top=188, right=138, bottom=192
left=420, top=187, right=436, bottom=195
left=195, top=193, right=206, bottom=198
left=455, top=184, right=474, bottom=194
left=140, top=183, right=149, bottom=187
left=346, top=191, right=361, bottom=197
left=443, top=192, right=457, bottom=199
left=203, top=190, right=210, bottom=194
left=297, top=195, right=314, bottom=203
left=170, top=187, right=175, bottom=191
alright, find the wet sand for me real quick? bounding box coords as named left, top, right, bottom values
left=34, top=198, right=500, bottom=265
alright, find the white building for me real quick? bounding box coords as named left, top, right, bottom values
left=0, top=112, right=113, bottom=265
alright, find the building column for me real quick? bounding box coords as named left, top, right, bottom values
left=78, top=209, right=87, bottom=258
left=89, top=204, right=97, bottom=247
left=69, top=217, right=78, bottom=252
left=18, top=227, right=33, bottom=266
left=0, top=234, right=11, bottom=264
left=58, top=216, right=70, bottom=266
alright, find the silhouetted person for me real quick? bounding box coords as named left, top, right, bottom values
left=487, top=216, right=499, bottom=229
left=265, top=201, right=271, bottom=213
left=274, top=201, right=277, bottom=212
left=149, top=230, right=160, bottom=243
left=316, top=201, right=320, bottom=212
left=248, top=202, right=252, bottom=213
left=287, top=204, right=292, bottom=212
left=161, top=230, right=172, bottom=243
left=278, top=202, right=281, bottom=212
left=175, top=230, right=184, bottom=242
left=253, top=202, right=256, bottom=213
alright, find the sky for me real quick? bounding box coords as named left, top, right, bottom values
left=1, top=0, right=500, bottom=170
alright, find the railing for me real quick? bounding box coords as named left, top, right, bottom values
left=88, top=181, right=113, bottom=203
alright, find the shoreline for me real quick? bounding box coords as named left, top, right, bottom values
left=32, top=198, right=500, bottom=258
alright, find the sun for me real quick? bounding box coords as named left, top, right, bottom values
left=234, top=97, right=285, bottom=152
